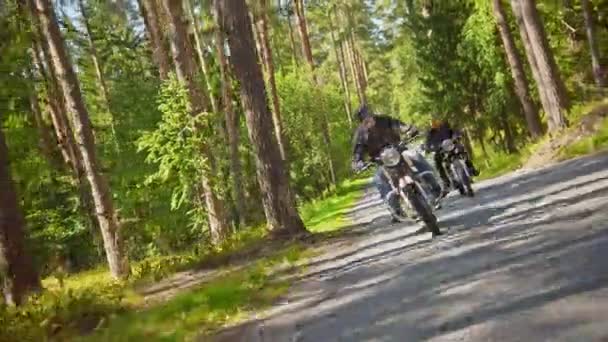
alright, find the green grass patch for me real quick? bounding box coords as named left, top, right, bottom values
left=82, top=244, right=306, bottom=341
left=300, top=176, right=369, bottom=233
left=559, top=116, right=608, bottom=160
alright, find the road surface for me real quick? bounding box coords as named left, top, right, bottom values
left=214, top=153, right=608, bottom=342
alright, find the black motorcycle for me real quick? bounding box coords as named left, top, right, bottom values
left=370, top=141, right=443, bottom=237
left=440, top=137, right=474, bottom=197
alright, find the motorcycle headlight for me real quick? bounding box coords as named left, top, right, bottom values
left=380, top=147, right=401, bottom=167
left=441, top=139, right=455, bottom=152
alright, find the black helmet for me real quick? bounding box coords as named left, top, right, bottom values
left=356, top=104, right=371, bottom=121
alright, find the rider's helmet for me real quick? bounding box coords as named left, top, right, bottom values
left=356, top=104, right=371, bottom=122
left=431, top=118, right=442, bottom=129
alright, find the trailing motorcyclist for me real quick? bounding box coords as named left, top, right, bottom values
left=351, top=105, right=421, bottom=223
left=425, top=119, right=479, bottom=197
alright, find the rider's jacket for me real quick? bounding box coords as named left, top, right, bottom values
left=425, top=122, right=457, bottom=152
left=352, top=114, right=417, bottom=164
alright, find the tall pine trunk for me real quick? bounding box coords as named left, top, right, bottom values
left=328, top=6, right=353, bottom=126
left=138, top=0, right=171, bottom=80
left=582, top=0, right=606, bottom=87
left=292, top=0, right=336, bottom=185
left=216, top=0, right=307, bottom=236
left=254, top=1, right=288, bottom=162
left=185, top=0, right=219, bottom=114
left=0, top=125, right=41, bottom=305
left=285, top=11, right=299, bottom=66
left=78, top=0, right=119, bottom=147
left=162, top=0, right=229, bottom=244
left=517, top=0, right=569, bottom=132
left=31, top=0, right=128, bottom=278
left=214, top=18, right=246, bottom=227
left=493, top=0, right=543, bottom=139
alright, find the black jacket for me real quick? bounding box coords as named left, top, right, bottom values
left=352, top=114, right=416, bottom=164
left=425, top=122, right=458, bottom=152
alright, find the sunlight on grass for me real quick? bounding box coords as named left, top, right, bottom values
left=300, top=177, right=370, bottom=233
left=559, top=116, right=608, bottom=160
left=81, top=244, right=306, bottom=341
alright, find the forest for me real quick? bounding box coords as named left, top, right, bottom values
left=1, top=0, right=607, bottom=339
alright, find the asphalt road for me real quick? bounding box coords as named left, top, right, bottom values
left=214, top=152, right=608, bottom=342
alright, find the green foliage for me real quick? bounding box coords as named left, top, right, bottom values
left=277, top=69, right=352, bottom=199
left=0, top=281, right=128, bottom=341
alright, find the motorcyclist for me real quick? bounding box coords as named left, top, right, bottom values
left=425, top=118, right=479, bottom=197
left=351, top=105, right=419, bottom=222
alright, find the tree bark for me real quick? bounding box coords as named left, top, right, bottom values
left=31, top=0, right=128, bottom=278
left=516, top=0, right=569, bottom=132
left=185, top=0, right=219, bottom=114
left=345, top=36, right=366, bottom=104
left=285, top=11, right=299, bottom=66
left=254, top=1, right=288, bottom=162
left=138, top=0, right=171, bottom=80
left=291, top=0, right=336, bottom=185
left=214, top=18, right=246, bottom=227
left=216, top=0, right=307, bottom=236
left=493, top=0, right=543, bottom=139
left=0, top=125, right=41, bottom=305
left=328, top=6, right=353, bottom=126
left=293, top=0, right=314, bottom=74
left=162, top=0, right=229, bottom=244
left=582, top=0, right=606, bottom=87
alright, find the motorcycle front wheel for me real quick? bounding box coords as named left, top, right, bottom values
left=403, top=187, right=441, bottom=236
left=455, top=160, right=474, bottom=197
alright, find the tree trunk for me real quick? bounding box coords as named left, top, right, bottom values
left=0, top=126, right=41, bottom=305
left=345, top=36, right=366, bottom=104
left=286, top=11, right=299, bottom=66
left=582, top=0, right=606, bottom=87
left=31, top=0, right=128, bottom=278
left=501, top=114, right=518, bottom=154
left=185, top=0, right=219, bottom=114
left=291, top=0, right=336, bottom=185
left=493, top=0, right=543, bottom=139
left=516, top=0, right=569, bottom=132
left=162, top=0, right=229, bottom=244
left=138, top=0, right=171, bottom=80
left=293, top=0, right=314, bottom=73
left=328, top=7, right=353, bottom=126
left=254, top=2, right=288, bottom=162
left=214, top=20, right=246, bottom=228
left=216, top=0, right=307, bottom=236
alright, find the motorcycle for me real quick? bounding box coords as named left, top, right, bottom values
left=365, top=140, right=443, bottom=237
left=402, top=141, right=444, bottom=210
left=440, top=137, right=474, bottom=197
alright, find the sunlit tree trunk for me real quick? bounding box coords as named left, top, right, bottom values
left=78, top=0, right=120, bottom=151
left=31, top=0, right=128, bottom=278
left=582, top=0, right=606, bottom=87
left=285, top=11, right=299, bottom=66
left=138, top=0, right=171, bottom=80
left=162, top=0, right=229, bottom=244
left=185, top=0, right=218, bottom=114
left=493, top=0, right=543, bottom=139
left=216, top=0, right=307, bottom=236
left=515, top=0, right=569, bottom=132
left=0, top=126, right=41, bottom=306
left=292, top=0, right=336, bottom=185
left=214, top=18, right=246, bottom=227
left=328, top=6, right=353, bottom=126
left=254, top=0, right=288, bottom=162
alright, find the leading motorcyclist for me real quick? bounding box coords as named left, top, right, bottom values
left=425, top=118, right=479, bottom=197
left=351, top=104, right=420, bottom=223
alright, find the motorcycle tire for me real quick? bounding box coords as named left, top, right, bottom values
left=456, top=160, right=474, bottom=197
left=405, top=189, right=441, bottom=237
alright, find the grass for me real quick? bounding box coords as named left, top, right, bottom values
left=4, top=177, right=370, bottom=342
left=80, top=244, right=307, bottom=341
left=559, top=116, right=608, bottom=160
left=300, top=176, right=370, bottom=233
